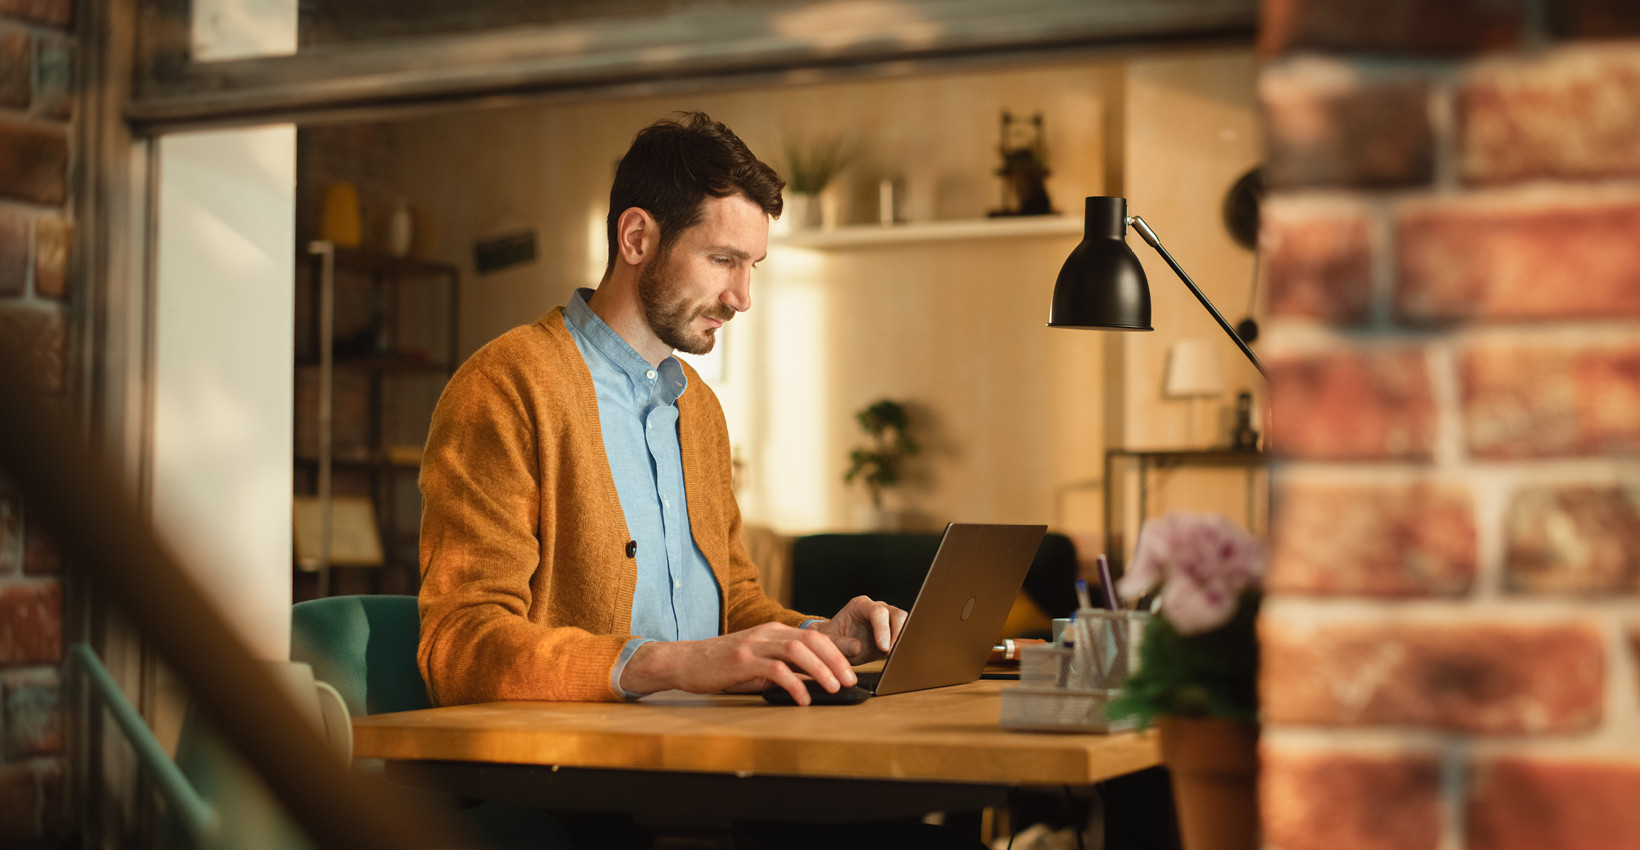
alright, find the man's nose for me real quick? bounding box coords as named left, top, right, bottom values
left=722, top=270, right=752, bottom=313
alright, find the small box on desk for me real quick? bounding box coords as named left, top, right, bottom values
left=1001, top=609, right=1147, bottom=733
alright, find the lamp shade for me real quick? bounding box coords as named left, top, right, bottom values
left=1164, top=339, right=1226, bottom=398
left=1047, top=196, right=1153, bottom=331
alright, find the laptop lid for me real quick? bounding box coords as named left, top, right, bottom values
left=870, top=522, right=1048, bottom=697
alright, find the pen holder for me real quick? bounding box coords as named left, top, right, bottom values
left=1065, top=609, right=1147, bottom=691
left=1000, top=609, right=1148, bottom=733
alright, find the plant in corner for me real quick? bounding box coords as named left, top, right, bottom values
left=1105, top=511, right=1264, bottom=850
left=842, top=399, right=918, bottom=512
left=782, top=133, right=860, bottom=230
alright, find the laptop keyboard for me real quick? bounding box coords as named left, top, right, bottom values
left=853, top=670, right=883, bottom=692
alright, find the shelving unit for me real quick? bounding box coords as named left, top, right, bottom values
left=295, top=243, right=459, bottom=598
left=771, top=215, right=1082, bottom=249
left=1102, top=448, right=1266, bottom=575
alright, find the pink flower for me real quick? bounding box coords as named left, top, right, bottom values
left=1118, top=512, right=1264, bottom=636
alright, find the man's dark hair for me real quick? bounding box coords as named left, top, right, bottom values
left=606, top=112, right=784, bottom=272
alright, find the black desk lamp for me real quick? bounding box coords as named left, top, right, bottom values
left=1048, top=196, right=1266, bottom=378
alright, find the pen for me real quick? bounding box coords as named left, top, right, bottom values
left=1096, top=554, right=1118, bottom=610
left=1074, top=578, right=1092, bottom=612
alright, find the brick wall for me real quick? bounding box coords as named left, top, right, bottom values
left=0, top=0, right=71, bottom=844
left=1258, top=1, right=1640, bottom=849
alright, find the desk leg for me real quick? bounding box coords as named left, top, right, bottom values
left=1103, top=452, right=1115, bottom=574
left=1137, top=457, right=1150, bottom=544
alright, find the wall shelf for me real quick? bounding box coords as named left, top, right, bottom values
left=772, top=215, right=1083, bottom=249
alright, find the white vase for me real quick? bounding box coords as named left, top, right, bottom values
left=852, top=504, right=900, bottom=532
left=786, top=192, right=823, bottom=231
left=387, top=202, right=414, bottom=257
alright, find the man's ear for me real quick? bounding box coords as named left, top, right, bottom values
left=614, top=207, right=659, bottom=267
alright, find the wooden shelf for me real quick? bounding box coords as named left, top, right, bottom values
left=771, top=215, right=1082, bottom=249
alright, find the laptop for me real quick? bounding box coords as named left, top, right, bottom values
left=802, top=522, right=1048, bottom=699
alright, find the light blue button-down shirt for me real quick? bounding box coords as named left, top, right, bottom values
left=563, top=290, right=723, bottom=698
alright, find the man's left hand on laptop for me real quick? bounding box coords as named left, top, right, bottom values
left=813, top=595, right=909, bottom=664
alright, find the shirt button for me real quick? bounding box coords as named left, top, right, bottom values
left=673, top=580, right=680, bottom=589
left=645, top=370, right=656, bottom=380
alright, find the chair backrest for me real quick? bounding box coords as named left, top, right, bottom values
left=790, top=531, right=1080, bottom=621
left=290, top=595, right=431, bottom=718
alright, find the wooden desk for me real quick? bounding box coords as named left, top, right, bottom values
left=352, top=679, right=1161, bottom=824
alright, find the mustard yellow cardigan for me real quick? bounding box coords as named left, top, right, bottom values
left=417, top=308, right=809, bottom=704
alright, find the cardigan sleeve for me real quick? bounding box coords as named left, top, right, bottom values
left=416, top=342, right=631, bottom=705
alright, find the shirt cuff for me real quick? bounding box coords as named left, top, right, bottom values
left=610, top=637, right=655, bottom=700
left=800, top=618, right=826, bottom=630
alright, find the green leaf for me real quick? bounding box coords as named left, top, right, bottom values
left=1105, top=593, right=1260, bottom=728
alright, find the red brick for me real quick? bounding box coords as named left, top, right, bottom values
left=0, top=761, right=63, bottom=842
left=0, top=28, right=28, bottom=109
left=1469, top=758, right=1640, bottom=850
left=1506, top=484, right=1640, bottom=594
left=1260, top=619, right=1603, bottom=733
left=0, top=209, right=24, bottom=297
left=1462, top=339, right=1640, bottom=459
left=1262, top=201, right=1373, bottom=324
left=20, top=508, right=55, bottom=575
left=1268, top=348, right=1436, bottom=460
left=0, top=306, right=64, bottom=395
left=1262, top=747, right=1442, bottom=850
left=2, top=668, right=59, bottom=757
left=0, top=120, right=66, bottom=205
left=31, top=215, right=66, bottom=300
left=1629, top=624, right=1640, bottom=701
left=1270, top=481, right=1475, bottom=597
left=0, top=486, right=18, bottom=574
left=1262, top=65, right=1434, bottom=188
left=0, top=580, right=60, bottom=665
left=1459, top=47, right=1640, bottom=184
left=32, top=33, right=69, bottom=120
left=1260, top=0, right=1525, bottom=55
left=0, top=0, right=72, bottom=29
left=1395, top=198, right=1640, bottom=324
left=1549, top=0, right=1640, bottom=41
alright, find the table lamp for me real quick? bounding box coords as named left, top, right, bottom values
left=1048, top=196, right=1266, bottom=378
left=1165, top=338, right=1226, bottom=446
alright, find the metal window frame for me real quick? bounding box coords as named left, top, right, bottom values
left=130, top=0, right=1255, bottom=134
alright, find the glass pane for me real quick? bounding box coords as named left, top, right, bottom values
left=298, top=0, right=782, bottom=48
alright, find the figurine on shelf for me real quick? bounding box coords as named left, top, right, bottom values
left=990, top=110, right=1054, bottom=217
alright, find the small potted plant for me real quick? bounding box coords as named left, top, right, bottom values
left=843, top=398, right=918, bottom=529
left=783, top=133, right=859, bottom=230
left=1106, top=511, right=1265, bottom=850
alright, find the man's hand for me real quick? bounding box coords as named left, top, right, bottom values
left=814, top=595, right=908, bottom=665
left=619, top=622, right=858, bottom=706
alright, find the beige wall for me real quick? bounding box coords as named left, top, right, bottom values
left=1106, top=49, right=1267, bottom=553
left=390, top=47, right=1259, bottom=551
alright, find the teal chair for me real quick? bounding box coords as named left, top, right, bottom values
left=291, top=595, right=432, bottom=719
left=290, top=595, right=575, bottom=849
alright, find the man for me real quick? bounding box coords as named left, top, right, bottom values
left=417, top=112, right=907, bottom=706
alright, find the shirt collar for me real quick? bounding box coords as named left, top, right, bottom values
left=565, top=288, right=689, bottom=403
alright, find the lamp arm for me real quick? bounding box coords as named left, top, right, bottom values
left=1128, top=215, right=1267, bottom=378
